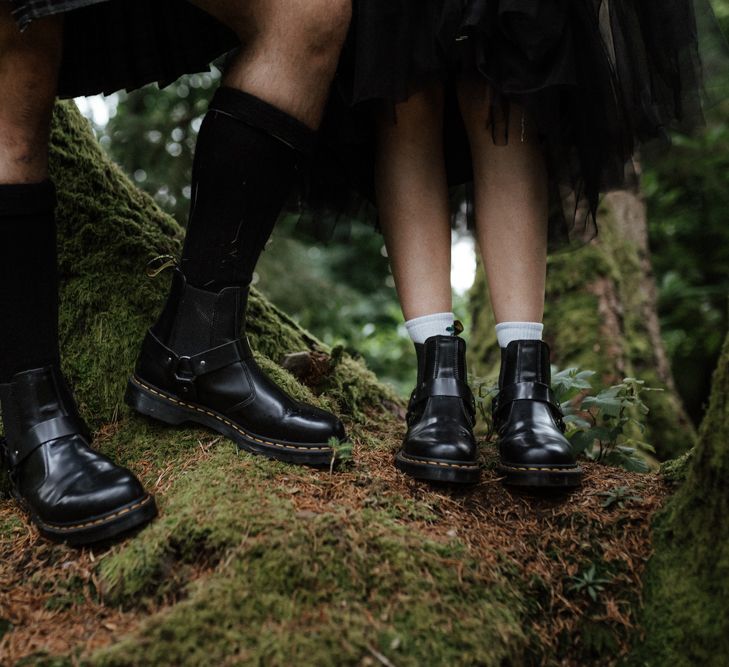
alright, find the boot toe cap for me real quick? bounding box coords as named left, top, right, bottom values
left=286, top=405, right=346, bottom=445
left=500, top=435, right=577, bottom=468
left=42, top=465, right=149, bottom=527
left=404, top=425, right=477, bottom=463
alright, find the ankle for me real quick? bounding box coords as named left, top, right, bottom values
left=405, top=312, right=455, bottom=344
left=498, top=339, right=552, bottom=388
left=495, top=321, right=543, bottom=348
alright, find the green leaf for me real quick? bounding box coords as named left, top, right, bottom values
left=569, top=430, right=595, bottom=455
left=563, top=414, right=592, bottom=430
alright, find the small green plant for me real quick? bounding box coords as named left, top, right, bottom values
left=557, top=372, right=660, bottom=473
left=597, top=486, right=643, bottom=509
left=330, top=436, right=353, bottom=473
left=568, top=565, right=612, bottom=602
left=474, top=381, right=499, bottom=426
left=472, top=367, right=661, bottom=472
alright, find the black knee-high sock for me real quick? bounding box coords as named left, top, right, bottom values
left=180, top=87, right=317, bottom=291
left=0, top=181, right=59, bottom=382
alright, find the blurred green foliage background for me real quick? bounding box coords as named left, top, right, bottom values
left=82, top=2, right=729, bottom=417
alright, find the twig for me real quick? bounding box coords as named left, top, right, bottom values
left=366, top=644, right=397, bottom=667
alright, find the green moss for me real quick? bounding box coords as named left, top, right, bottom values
left=83, top=411, right=531, bottom=667
left=50, top=102, right=181, bottom=426
left=631, top=334, right=729, bottom=665
left=253, top=352, right=322, bottom=405
left=16, top=658, right=74, bottom=667
left=82, top=403, right=659, bottom=667
left=93, top=508, right=527, bottom=667
left=96, top=417, right=207, bottom=475
left=659, top=450, right=694, bottom=485
left=246, top=289, right=322, bottom=360
left=0, top=517, right=22, bottom=542
left=321, top=352, right=398, bottom=421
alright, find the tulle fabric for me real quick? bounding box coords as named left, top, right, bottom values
left=304, top=0, right=729, bottom=249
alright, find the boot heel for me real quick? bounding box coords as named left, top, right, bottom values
left=125, top=377, right=190, bottom=426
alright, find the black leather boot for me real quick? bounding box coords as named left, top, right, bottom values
left=493, top=340, right=582, bottom=487
left=0, top=367, right=157, bottom=545
left=395, top=335, right=480, bottom=483
left=126, top=269, right=346, bottom=467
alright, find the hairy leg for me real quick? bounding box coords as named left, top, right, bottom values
left=0, top=6, right=62, bottom=183
left=457, top=79, right=549, bottom=323
left=375, top=85, right=453, bottom=321
left=0, top=7, right=62, bottom=381
left=128, top=1, right=350, bottom=461
left=192, top=0, right=351, bottom=128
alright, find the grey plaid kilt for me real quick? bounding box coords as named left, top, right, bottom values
left=8, top=0, right=237, bottom=97
left=10, top=0, right=106, bottom=28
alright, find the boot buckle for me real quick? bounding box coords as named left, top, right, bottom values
left=172, top=356, right=197, bottom=396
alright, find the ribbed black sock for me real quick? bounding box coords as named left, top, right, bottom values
left=180, top=87, right=317, bottom=291
left=0, top=181, right=60, bottom=382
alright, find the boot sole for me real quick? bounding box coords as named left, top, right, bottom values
left=498, top=463, right=583, bottom=488
left=15, top=491, right=157, bottom=546
left=395, top=451, right=480, bottom=484
left=126, top=376, right=337, bottom=468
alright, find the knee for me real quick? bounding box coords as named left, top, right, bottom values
left=383, top=85, right=444, bottom=131
left=291, top=0, right=352, bottom=59
left=208, top=0, right=351, bottom=69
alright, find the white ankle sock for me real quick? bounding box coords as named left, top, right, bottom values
left=405, top=312, right=456, bottom=344
left=495, top=321, right=544, bottom=348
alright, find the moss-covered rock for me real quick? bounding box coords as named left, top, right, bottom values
left=630, top=332, right=729, bottom=665
left=91, top=438, right=528, bottom=667
left=469, top=192, right=695, bottom=460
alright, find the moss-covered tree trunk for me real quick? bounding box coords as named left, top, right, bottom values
left=468, top=189, right=695, bottom=460
left=631, top=330, right=729, bottom=665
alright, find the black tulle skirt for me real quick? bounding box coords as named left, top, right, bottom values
left=9, top=0, right=237, bottom=97
left=306, top=0, right=729, bottom=249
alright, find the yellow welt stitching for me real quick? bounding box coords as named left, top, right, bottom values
left=37, top=495, right=153, bottom=532
left=132, top=377, right=331, bottom=452
left=499, top=464, right=581, bottom=473
left=399, top=453, right=480, bottom=470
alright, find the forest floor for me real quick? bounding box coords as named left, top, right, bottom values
left=1, top=405, right=670, bottom=667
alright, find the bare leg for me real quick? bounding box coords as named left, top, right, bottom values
left=191, top=0, right=351, bottom=128
left=381, top=92, right=480, bottom=484
left=457, top=79, right=549, bottom=323
left=375, top=85, right=453, bottom=321
left=459, top=82, right=582, bottom=488
left=0, top=7, right=62, bottom=183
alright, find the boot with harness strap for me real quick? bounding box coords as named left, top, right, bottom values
left=493, top=339, right=582, bottom=488
left=395, top=332, right=480, bottom=484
